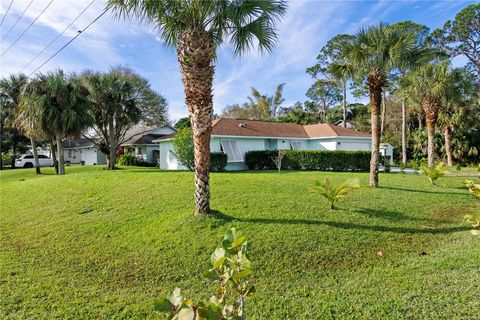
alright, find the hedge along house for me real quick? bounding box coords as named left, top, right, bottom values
left=156, top=118, right=392, bottom=170
left=121, top=125, right=176, bottom=165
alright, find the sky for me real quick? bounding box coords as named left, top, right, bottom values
left=0, top=0, right=476, bottom=122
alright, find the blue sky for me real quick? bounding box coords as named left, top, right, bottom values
left=0, top=0, right=476, bottom=122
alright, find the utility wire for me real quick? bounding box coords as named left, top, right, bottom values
left=0, top=0, right=14, bottom=26
left=1, top=0, right=33, bottom=42
left=20, top=0, right=96, bottom=73
left=1, top=0, right=54, bottom=57
left=28, top=8, right=108, bottom=77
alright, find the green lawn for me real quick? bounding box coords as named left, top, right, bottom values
left=1, top=166, right=479, bottom=319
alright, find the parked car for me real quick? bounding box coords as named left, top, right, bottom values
left=15, top=154, right=54, bottom=168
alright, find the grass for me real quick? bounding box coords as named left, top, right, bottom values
left=1, top=166, right=479, bottom=319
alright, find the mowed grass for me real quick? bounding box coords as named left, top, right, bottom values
left=1, top=166, right=479, bottom=319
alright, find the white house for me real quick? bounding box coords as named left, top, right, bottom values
left=63, top=138, right=107, bottom=165
left=121, top=125, right=176, bottom=164
left=156, top=118, right=386, bottom=171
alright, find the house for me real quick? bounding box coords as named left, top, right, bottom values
left=63, top=138, right=107, bottom=165
left=157, top=118, right=376, bottom=171
left=121, top=125, right=176, bottom=165
left=380, top=143, right=394, bottom=165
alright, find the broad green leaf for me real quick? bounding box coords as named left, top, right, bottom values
left=171, top=288, right=183, bottom=307
left=154, top=297, right=174, bottom=313
left=223, top=228, right=245, bottom=250
left=210, top=247, right=226, bottom=269
left=232, top=269, right=252, bottom=282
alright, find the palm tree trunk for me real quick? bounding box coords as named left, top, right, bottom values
left=342, top=79, right=347, bottom=128
left=367, top=69, right=385, bottom=187
left=56, top=136, right=65, bottom=175
left=423, top=95, right=439, bottom=168
left=417, top=110, right=423, bottom=130
left=11, top=128, right=19, bottom=169
left=108, top=119, right=116, bottom=170
left=30, top=137, right=41, bottom=174
left=401, top=99, right=407, bottom=165
left=380, top=89, right=386, bottom=136
left=51, top=139, right=58, bottom=174
left=177, top=28, right=215, bottom=216
left=444, top=126, right=453, bottom=167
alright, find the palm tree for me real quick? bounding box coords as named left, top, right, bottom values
left=21, top=71, right=92, bottom=175
left=340, top=23, right=422, bottom=187
left=404, top=62, right=457, bottom=167
left=327, top=61, right=354, bottom=128
left=107, top=0, right=287, bottom=215
left=0, top=74, right=28, bottom=169
left=81, top=69, right=141, bottom=170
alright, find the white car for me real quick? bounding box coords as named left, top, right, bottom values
left=15, top=154, right=54, bottom=168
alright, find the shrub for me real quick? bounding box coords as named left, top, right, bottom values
left=155, top=228, right=254, bottom=319
left=420, top=162, right=447, bottom=185
left=310, top=178, right=360, bottom=210
left=245, top=150, right=370, bottom=172
left=464, top=179, right=480, bottom=199
left=210, top=152, right=227, bottom=172
left=116, top=152, right=137, bottom=166
left=465, top=212, right=479, bottom=236
left=171, top=128, right=195, bottom=171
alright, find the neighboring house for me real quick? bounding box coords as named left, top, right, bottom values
left=121, top=125, right=176, bottom=165
left=63, top=138, right=107, bottom=165
left=157, top=118, right=378, bottom=171
left=335, top=120, right=356, bottom=130
left=380, top=143, right=394, bottom=165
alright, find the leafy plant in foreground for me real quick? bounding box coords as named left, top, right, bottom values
left=465, top=212, right=479, bottom=237
left=463, top=179, right=480, bottom=199
left=155, top=228, right=254, bottom=319
left=420, top=162, right=447, bottom=185
left=310, top=178, right=360, bottom=210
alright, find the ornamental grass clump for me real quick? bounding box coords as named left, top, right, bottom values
left=420, top=162, right=447, bottom=185
left=310, top=178, right=360, bottom=210
left=155, top=228, right=254, bottom=319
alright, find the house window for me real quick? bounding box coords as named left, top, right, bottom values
left=290, top=141, right=304, bottom=150
left=221, top=140, right=243, bottom=162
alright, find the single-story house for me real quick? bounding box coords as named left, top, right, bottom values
left=121, top=125, right=176, bottom=165
left=63, top=138, right=107, bottom=165
left=156, top=118, right=392, bottom=170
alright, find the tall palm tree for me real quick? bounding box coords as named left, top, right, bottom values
left=327, top=61, right=354, bottom=128
left=404, top=62, right=457, bottom=167
left=21, top=71, right=92, bottom=175
left=107, top=0, right=287, bottom=215
left=82, top=70, right=140, bottom=170
left=340, top=23, right=422, bottom=187
left=0, top=74, right=28, bottom=169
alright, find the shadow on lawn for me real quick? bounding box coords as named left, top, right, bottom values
left=379, top=186, right=469, bottom=196
left=213, top=211, right=468, bottom=235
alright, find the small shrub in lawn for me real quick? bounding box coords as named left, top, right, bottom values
left=155, top=228, right=254, bottom=319
left=455, top=163, right=462, bottom=171
left=420, top=162, right=447, bottom=185
left=464, top=179, right=480, bottom=199
left=116, top=152, right=137, bottom=166
left=310, top=178, right=360, bottom=210
left=271, top=150, right=286, bottom=173
left=465, top=212, right=480, bottom=237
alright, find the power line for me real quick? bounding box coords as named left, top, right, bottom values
left=0, top=0, right=14, bottom=26
left=28, top=8, right=109, bottom=78
left=20, top=0, right=96, bottom=73
left=1, top=0, right=33, bottom=42
left=1, top=0, right=54, bottom=58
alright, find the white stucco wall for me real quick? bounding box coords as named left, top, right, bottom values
left=64, top=148, right=106, bottom=165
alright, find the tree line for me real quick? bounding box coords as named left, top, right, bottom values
left=0, top=66, right=168, bottom=174
left=221, top=4, right=479, bottom=187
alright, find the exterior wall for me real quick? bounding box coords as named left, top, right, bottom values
left=306, top=138, right=337, bottom=151
left=380, top=145, right=394, bottom=165
left=64, top=147, right=106, bottom=165
left=159, top=141, right=188, bottom=170
left=335, top=138, right=371, bottom=152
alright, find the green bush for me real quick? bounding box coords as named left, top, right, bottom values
left=310, top=178, right=360, bottom=210
left=420, top=162, right=447, bottom=185
left=210, top=152, right=227, bottom=172
left=117, top=152, right=137, bottom=166
left=171, top=128, right=195, bottom=171
left=245, top=150, right=370, bottom=172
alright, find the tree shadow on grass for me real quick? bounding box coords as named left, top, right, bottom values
left=354, top=208, right=454, bottom=224
left=212, top=211, right=468, bottom=235
left=379, top=186, right=469, bottom=196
